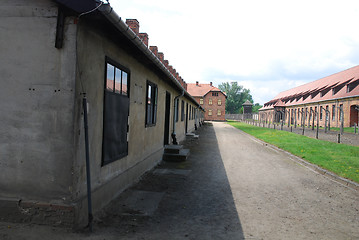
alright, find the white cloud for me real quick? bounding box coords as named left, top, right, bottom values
left=109, top=0, right=359, bottom=104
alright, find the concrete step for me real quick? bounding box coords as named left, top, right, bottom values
left=164, top=144, right=183, bottom=154
left=163, top=149, right=190, bottom=162
left=186, top=133, right=199, bottom=139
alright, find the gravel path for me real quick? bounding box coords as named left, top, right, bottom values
left=215, top=121, right=359, bottom=239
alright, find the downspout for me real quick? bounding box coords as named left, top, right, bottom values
left=172, top=90, right=184, bottom=145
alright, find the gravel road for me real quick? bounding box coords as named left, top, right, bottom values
left=1, top=121, right=358, bottom=239
left=215, top=121, right=359, bottom=239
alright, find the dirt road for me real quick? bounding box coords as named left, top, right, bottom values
left=1, top=122, right=358, bottom=239
left=214, top=121, right=359, bottom=239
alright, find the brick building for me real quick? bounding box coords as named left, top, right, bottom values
left=259, top=66, right=359, bottom=128
left=187, top=81, right=227, bottom=121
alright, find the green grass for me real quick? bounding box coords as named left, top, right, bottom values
left=319, top=126, right=357, bottom=134
left=227, top=120, right=359, bottom=183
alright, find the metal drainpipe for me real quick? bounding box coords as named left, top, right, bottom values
left=172, top=90, right=184, bottom=145
left=82, top=94, right=93, bottom=232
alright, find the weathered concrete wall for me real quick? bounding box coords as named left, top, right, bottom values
left=72, top=20, right=198, bottom=225
left=0, top=0, right=77, bottom=203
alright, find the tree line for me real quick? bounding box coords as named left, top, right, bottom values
left=218, top=82, right=262, bottom=114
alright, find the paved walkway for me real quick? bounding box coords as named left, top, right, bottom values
left=1, top=122, right=358, bottom=239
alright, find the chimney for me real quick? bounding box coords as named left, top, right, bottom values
left=158, top=52, right=164, bottom=63
left=126, top=19, right=139, bottom=35
left=149, top=46, right=158, bottom=56
left=210, top=82, right=212, bottom=86
left=196, top=81, right=199, bottom=86
left=139, top=33, right=149, bottom=47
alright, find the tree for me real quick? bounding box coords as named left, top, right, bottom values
left=252, top=103, right=263, bottom=113
left=218, top=82, right=253, bottom=114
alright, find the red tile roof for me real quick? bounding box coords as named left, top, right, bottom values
left=261, top=65, right=359, bottom=110
left=187, top=83, right=223, bottom=97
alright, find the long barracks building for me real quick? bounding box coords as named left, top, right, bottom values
left=259, top=66, right=359, bottom=128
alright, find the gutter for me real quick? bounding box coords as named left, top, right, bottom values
left=98, top=4, right=203, bottom=111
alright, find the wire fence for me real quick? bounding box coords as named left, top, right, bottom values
left=236, top=118, right=359, bottom=146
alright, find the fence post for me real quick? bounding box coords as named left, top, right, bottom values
left=316, top=109, right=319, bottom=139
left=340, top=107, right=344, bottom=135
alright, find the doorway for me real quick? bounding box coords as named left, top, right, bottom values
left=350, top=105, right=359, bottom=126
left=163, top=92, right=171, bottom=145
left=185, top=103, right=188, bottom=133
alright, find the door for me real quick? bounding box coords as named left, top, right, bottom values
left=185, top=103, right=188, bottom=133
left=350, top=105, right=359, bottom=126
left=163, top=92, right=171, bottom=145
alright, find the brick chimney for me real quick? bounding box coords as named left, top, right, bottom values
left=126, top=19, right=139, bottom=35
left=210, top=82, right=213, bottom=86
left=196, top=81, right=199, bottom=86
left=139, top=33, right=149, bottom=47
left=158, top=52, right=164, bottom=63
left=149, top=46, right=158, bottom=56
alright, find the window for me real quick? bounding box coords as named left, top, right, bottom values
left=326, top=106, right=329, bottom=120
left=200, top=98, right=203, bottom=105
left=209, top=98, right=213, bottom=105
left=217, top=110, right=221, bottom=116
left=320, top=106, right=323, bottom=120
left=212, top=92, right=218, bottom=96
left=208, top=109, right=212, bottom=116
left=175, top=98, right=179, bottom=122
left=106, top=63, right=128, bottom=96
left=181, top=100, right=184, bottom=121
left=332, top=105, right=335, bottom=121
left=347, top=80, right=359, bottom=92
left=189, top=106, right=192, bottom=120
left=218, top=99, right=222, bottom=106
left=339, top=104, right=343, bottom=122
left=102, top=58, right=130, bottom=165
left=145, top=81, right=158, bottom=126
left=314, top=106, right=317, bottom=120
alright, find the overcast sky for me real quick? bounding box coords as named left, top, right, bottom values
left=109, top=0, right=359, bottom=104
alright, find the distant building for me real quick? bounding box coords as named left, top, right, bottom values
left=187, top=82, right=227, bottom=121
left=259, top=66, right=359, bottom=128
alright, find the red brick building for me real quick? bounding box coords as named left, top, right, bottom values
left=187, top=81, right=227, bottom=121
left=259, top=66, right=359, bottom=128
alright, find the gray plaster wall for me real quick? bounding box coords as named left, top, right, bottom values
left=72, top=20, right=198, bottom=225
left=0, top=0, right=77, bottom=202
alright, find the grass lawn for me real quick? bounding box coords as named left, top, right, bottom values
left=319, top=126, right=358, bottom=134
left=227, top=120, right=359, bottom=184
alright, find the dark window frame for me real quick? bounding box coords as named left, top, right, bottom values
left=145, top=80, right=158, bottom=127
